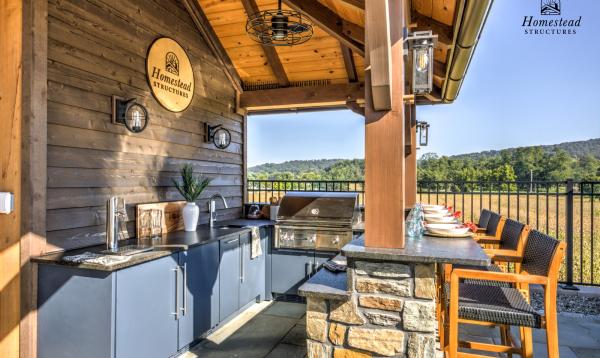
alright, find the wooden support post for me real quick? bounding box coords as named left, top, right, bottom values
left=405, top=104, right=417, bottom=208
left=364, top=0, right=407, bottom=248
left=0, top=1, right=47, bottom=357
left=1, top=2, right=24, bottom=357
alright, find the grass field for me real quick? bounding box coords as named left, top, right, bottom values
left=249, top=188, right=600, bottom=285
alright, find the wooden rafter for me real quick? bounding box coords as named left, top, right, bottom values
left=282, top=0, right=365, bottom=56
left=339, top=0, right=365, bottom=9
left=411, top=10, right=453, bottom=49
left=240, top=83, right=365, bottom=111
left=181, top=0, right=243, bottom=93
left=240, top=0, right=290, bottom=87
left=340, top=44, right=358, bottom=83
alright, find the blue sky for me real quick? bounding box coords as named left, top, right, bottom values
left=248, top=0, right=600, bottom=167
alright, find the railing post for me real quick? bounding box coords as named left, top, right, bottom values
left=561, top=178, right=578, bottom=290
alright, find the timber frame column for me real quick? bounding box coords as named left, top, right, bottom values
left=364, top=0, right=407, bottom=248
left=0, top=0, right=47, bottom=357
left=405, top=104, right=418, bottom=208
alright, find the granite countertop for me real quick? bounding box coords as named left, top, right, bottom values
left=299, top=234, right=490, bottom=299
left=32, top=219, right=275, bottom=272
left=298, top=254, right=350, bottom=300
left=343, top=235, right=490, bottom=266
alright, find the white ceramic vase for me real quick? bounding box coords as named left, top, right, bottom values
left=183, top=202, right=199, bottom=231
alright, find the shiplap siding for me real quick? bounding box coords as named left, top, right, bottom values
left=46, top=0, right=243, bottom=251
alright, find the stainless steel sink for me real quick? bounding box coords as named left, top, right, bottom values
left=101, top=245, right=154, bottom=256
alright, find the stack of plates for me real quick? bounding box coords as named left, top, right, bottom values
left=421, top=204, right=445, bottom=210
left=425, top=215, right=458, bottom=224
left=425, top=223, right=472, bottom=238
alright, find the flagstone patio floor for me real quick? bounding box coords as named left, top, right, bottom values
left=181, top=301, right=600, bottom=358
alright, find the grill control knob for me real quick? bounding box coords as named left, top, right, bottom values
left=332, top=236, right=340, bottom=245
left=309, top=234, right=317, bottom=243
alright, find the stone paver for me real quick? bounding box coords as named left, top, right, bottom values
left=189, top=302, right=600, bottom=358
left=263, top=301, right=307, bottom=319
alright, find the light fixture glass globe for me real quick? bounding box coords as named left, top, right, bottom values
left=415, top=48, right=429, bottom=73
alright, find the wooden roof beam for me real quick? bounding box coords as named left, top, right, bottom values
left=339, top=0, right=365, bottom=9
left=182, top=0, right=243, bottom=93
left=282, top=0, right=365, bottom=56
left=340, top=44, right=358, bottom=83
left=240, top=83, right=365, bottom=111
left=240, top=0, right=290, bottom=87
left=411, top=11, right=453, bottom=49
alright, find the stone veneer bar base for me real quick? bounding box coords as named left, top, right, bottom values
left=299, top=235, right=490, bottom=358
left=305, top=260, right=437, bottom=358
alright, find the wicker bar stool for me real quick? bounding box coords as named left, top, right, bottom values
left=474, top=209, right=493, bottom=234
left=443, top=230, right=566, bottom=358
left=438, top=219, right=531, bottom=348
left=473, top=211, right=505, bottom=242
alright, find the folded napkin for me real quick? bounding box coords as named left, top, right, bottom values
left=250, top=227, right=263, bottom=259
left=62, top=252, right=132, bottom=266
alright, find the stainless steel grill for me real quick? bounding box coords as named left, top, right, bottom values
left=274, top=192, right=360, bottom=251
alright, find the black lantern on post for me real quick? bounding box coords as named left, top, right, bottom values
left=417, top=121, right=430, bottom=147
left=405, top=31, right=437, bottom=95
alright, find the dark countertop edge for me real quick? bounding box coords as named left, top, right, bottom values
left=342, top=236, right=491, bottom=267
left=32, top=219, right=275, bottom=271
left=31, top=250, right=178, bottom=272
left=298, top=267, right=350, bottom=301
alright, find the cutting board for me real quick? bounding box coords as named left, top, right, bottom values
left=136, top=201, right=186, bottom=238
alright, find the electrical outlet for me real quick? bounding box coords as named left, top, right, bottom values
left=0, top=192, right=14, bottom=214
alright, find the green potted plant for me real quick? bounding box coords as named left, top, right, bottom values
left=172, top=164, right=212, bottom=231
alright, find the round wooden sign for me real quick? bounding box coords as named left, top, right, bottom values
left=146, top=37, right=195, bottom=112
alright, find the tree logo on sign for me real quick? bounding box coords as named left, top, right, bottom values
left=165, top=52, right=180, bottom=76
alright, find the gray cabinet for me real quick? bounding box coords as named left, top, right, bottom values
left=38, top=266, right=116, bottom=358
left=271, top=248, right=315, bottom=294
left=178, top=241, right=220, bottom=349
left=271, top=249, right=336, bottom=295
left=115, top=254, right=179, bottom=358
left=239, top=232, right=266, bottom=306
left=37, top=227, right=270, bottom=358
left=219, top=235, right=241, bottom=321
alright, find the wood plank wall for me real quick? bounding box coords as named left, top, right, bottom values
left=46, top=0, right=244, bottom=252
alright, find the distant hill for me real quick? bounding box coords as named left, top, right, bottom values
left=249, top=159, right=345, bottom=175
left=450, top=138, right=600, bottom=161
left=248, top=138, right=600, bottom=181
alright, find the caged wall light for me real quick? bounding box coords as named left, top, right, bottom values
left=405, top=30, right=437, bottom=95
left=246, top=0, right=313, bottom=46
left=417, top=121, right=430, bottom=147
left=112, top=96, right=149, bottom=133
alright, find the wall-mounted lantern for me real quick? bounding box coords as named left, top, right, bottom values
left=204, top=124, right=231, bottom=149
left=112, top=96, right=149, bottom=133
left=405, top=30, right=437, bottom=95
left=417, top=121, right=430, bottom=147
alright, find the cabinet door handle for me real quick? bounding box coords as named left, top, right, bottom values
left=172, top=267, right=180, bottom=320
left=181, top=262, right=187, bottom=316
left=226, top=238, right=239, bottom=245
left=240, top=240, right=245, bottom=283
left=305, top=261, right=311, bottom=277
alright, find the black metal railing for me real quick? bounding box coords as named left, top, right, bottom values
left=247, top=180, right=365, bottom=206
left=247, top=179, right=599, bottom=286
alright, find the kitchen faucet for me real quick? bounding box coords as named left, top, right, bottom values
left=209, top=193, right=228, bottom=228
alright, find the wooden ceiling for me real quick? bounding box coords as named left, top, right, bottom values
left=195, top=0, right=461, bottom=105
